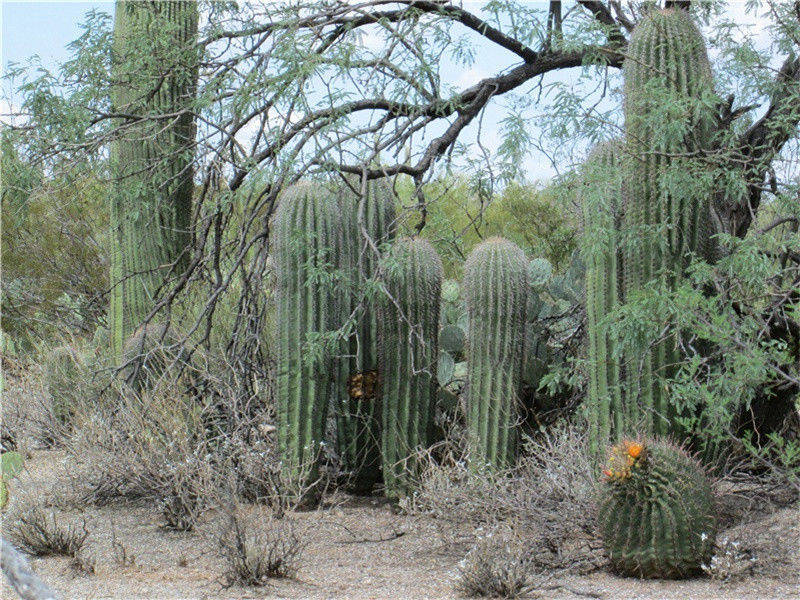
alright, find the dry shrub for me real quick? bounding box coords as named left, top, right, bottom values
left=7, top=504, right=89, bottom=557
left=455, top=528, right=531, bottom=599
left=409, top=421, right=602, bottom=573
left=68, top=378, right=213, bottom=531
left=216, top=505, right=305, bottom=587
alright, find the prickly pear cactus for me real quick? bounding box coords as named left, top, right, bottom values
left=623, top=8, right=716, bottom=435
left=336, top=178, right=396, bottom=491
left=597, top=438, right=716, bottom=578
left=379, top=237, right=442, bottom=498
left=273, top=183, right=350, bottom=488
left=463, top=238, right=528, bottom=470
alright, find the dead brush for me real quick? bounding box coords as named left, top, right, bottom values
left=216, top=505, right=305, bottom=587
left=7, top=504, right=89, bottom=557
left=455, top=529, right=531, bottom=599
left=409, top=421, right=603, bottom=573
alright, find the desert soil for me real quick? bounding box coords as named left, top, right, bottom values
left=2, top=449, right=798, bottom=600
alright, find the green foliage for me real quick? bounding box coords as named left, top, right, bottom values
left=598, top=438, right=716, bottom=579
left=464, top=238, right=528, bottom=470
left=109, top=0, right=199, bottom=358
left=273, top=183, right=351, bottom=489
left=1, top=135, right=107, bottom=346
left=396, top=176, right=578, bottom=277
left=336, top=178, right=397, bottom=491
left=622, top=8, right=717, bottom=436
left=379, top=237, right=442, bottom=498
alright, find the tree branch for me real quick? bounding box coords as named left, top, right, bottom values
left=731, top=54, right=800, bottom=237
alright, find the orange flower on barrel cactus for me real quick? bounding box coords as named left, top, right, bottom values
left=625, top=441, right=644, bottom=459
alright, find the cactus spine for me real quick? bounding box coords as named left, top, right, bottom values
left=273, top=183, right=349, bottom=486
left=598, top=438, right=716, bottom=578
left=337, top=179, right=397, bottom=490
left=109, top=1, right=199, bottom=358
left=623, top=8, right=715, bottom=434
left=379, top=238, right=442, bottom=498
left=464, top=238, right=529, bottom=470
left=582, top=141, right=626, bottom=456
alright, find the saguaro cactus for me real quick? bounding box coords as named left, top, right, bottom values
left=598, top=438, right=716, bottom=578
left=623, top=8, right=715, bottom=434
left=336, top=179, right=397, bottom=491
left=463, top=238, right=528, bottom=470
left=582, top=141, right=626, bottom=457
left=273, top=183, right=349, bottom=487
left=379, top=237, right=442, bottom=498
left=109, top=1, right=199, bottom=358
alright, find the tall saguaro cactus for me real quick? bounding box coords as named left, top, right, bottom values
left=379, top=237, right=442, bottom=498
left=582, top=141, right=626, bottom=456
left=273, top=183, right=349, bottom=487
left=623, top=8, right=715, bottom=434
left=109, top=1, right=199, bottom=358
left=337, top=179, right=397, bottom=491
left=463, top=238, right=528, bottom=470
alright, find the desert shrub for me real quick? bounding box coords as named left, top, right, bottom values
left=7, top=504, right=89, bottom=557
left=455, top=529, right=531, bottom=599
left=1, top=134, right=108, bottom=347
left=408, top=421, right=601, bottom=572
left=216, top=506, right=305, bottom=587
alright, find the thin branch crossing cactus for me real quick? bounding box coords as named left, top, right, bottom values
left=379, top=237, right=442, bottom=498
left=109, top=0, right=199, bottom=358
left=582, top=141, right=626, bottom=457
left=463, top=238, right=529, bottom=470
left=337, top=179, right=397, bottom=491
left=273, top=183, right=350, bottom=489
left=622, top=8, right=716, bottom=434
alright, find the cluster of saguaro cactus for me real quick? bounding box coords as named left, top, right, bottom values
left=597, top=438, right=716, bottom=578
left=621, top=7, right=716, bottom=434
left=582, top=141, right=626, bottom=457
left=336, top=179, right=397, bottom=491
left=463, top=238, right=529, bottom=470
left=273, top=183, right=350, bottom=486
left=379, top=237, right=443, bottom=498
left=109, top=0, right=199, bottom=359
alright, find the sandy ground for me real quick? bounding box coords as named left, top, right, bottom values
left=2, top=449, right=799, bottom=600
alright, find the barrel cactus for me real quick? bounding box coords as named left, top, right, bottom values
left=109, top=0, right=199, bottom=359
left=379, top=237, right=442, bottom=498
left=623, top=8, right=716, bottom=434
left=597, top=438, right=716, bottom=578
left=582, top=141, right=626, bottom=457
left=463, top=238, right=528, bottom=470
left=336, top=178, right=396, bottom=491
left=273, top=183, right=350, bottom=488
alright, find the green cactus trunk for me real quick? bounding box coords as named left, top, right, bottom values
left=463, top=238, right=529, bottom=470
left=273, top=183, right=349, bottom=488
left=582, top=141, right=626, bottom=457
left=623, top=8, right=715, bottom=435
left=109, top=1, right=199, bottom=359
left=336, top=179, right=396, bottom=491
left=379, top=237, right=442, bottom=498
left=598, top=438, right=716, bottom=578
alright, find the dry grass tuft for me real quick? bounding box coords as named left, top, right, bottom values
left=7, top=504, right=89, bottom=557
left=455, top=529, right=531, bottom=599
left=216, top=505, right=305, bottom=587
